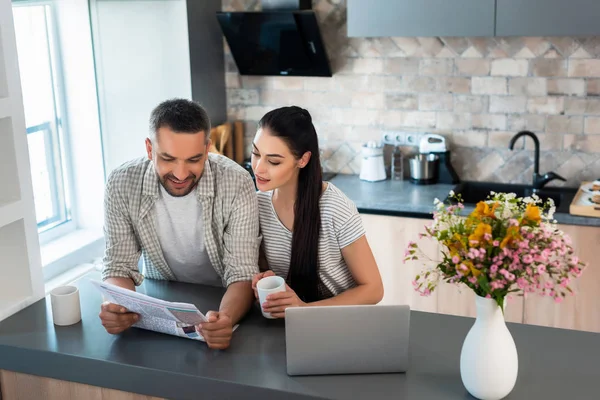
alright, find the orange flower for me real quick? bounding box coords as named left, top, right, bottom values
left=523, top=203, right=541, bottom=224
left=471, top=201, right=499, bottom=220
left=444, top=233, right=465, bottom=254
left=500, top=225, right=521, bottom=249
left=468, top=223, right=492, bottom=246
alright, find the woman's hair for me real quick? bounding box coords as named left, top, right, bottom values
left=258, top=106, right=322, bottom=303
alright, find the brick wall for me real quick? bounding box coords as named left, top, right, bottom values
left=222, top=0, right=600, bottom=186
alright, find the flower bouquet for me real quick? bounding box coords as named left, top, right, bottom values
left=404, top=191, right=587, bottom=400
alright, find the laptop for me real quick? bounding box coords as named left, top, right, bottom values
left=285, top=304, right=410, bottom=376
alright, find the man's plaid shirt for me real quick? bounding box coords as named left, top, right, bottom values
left=101, top=153, right=261, bottom=287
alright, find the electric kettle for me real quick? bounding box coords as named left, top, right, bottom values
left=359, top=141, right=387, bottom=182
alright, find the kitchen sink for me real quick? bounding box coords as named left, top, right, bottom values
left=447, top=181, right=578, bottom=213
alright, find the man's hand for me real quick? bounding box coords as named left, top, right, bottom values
left=262, top=284, right=306, bottom=319
left=196, top=311, right=233, bottom=350
left=99, top=302, right=139, bottom=334
left=251, top=270, right=276, bottom=298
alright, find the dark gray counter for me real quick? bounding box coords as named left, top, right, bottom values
left=328, top=174, right=600, bottom=227
left=1, top=272, right=600, bottom=399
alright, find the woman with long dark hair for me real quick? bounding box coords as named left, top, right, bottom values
left=250, top=106, right=383, bottom=318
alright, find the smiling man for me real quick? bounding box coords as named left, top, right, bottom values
left=99, top=99, right=260, bottom=350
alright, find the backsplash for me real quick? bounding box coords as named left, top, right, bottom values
left=222, top=0, right=600, bottom=186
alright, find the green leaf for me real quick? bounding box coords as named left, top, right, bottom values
left=478, top=274, right=491, bottom=294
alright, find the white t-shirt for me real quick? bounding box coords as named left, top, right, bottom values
left=257, top=183, right=365, bottom=299
left=154, top=184, right=222, bottom=286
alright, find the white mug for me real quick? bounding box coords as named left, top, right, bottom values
left=257, top=276, right=286, bottom=319
left=50, top=285, right=82, bottom=326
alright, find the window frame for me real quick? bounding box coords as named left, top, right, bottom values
left=12, top=0, right=77, bottom=245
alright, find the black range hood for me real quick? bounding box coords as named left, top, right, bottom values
left=216, top=0, right=332, bottom=77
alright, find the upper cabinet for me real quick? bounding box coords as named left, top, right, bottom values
left=496, top=0, right=600, bottom=36
left=347, top=0, right=496, bottom=38
left=348, top=0, right=600, bottom=37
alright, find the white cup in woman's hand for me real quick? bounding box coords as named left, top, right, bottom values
left=256, top=276, right=286, bottom=319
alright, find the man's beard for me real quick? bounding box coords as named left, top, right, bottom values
left=159, top=173, right=199, bottom=197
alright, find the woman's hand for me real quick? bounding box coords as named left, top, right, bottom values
left=251, top=270, right=276, bottom=298
left=262, top=284, right=306, bottom=318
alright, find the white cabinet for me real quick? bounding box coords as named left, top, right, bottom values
left=0, top=0, right=45, bottom=322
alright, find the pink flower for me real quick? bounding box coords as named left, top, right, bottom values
left=554, top=296, right=564, bottom=304
left=507, top=273, right=515, bottom=281
left=468, top=276, right=478, bottom=285
left=493, top=240, right=500, bottom=247
left=560, top=278, right=570, bottom=288
left=509, top=219, right=519, bottom=226
left=490, top=265, right=498, bottom=273
left=537, top=265, right=546, bottom=274
left=523, top=255, right=533, bottom=264
left=452, top=255, right=460, bottom=264
left=458, top=203, right=465, bottom=209
left=517, top=277, right=528, bottom=288
left=545, top=281, right=554, bottom=289
left=570, top=256, right=579, bottom=265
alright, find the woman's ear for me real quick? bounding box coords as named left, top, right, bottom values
left=298, top=151, right=312, bottom=169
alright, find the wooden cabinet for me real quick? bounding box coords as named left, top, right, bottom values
left=496, top=0, right=600, bottom=37
left=522, top=224, right=600, bottom=334
left=361, top=213, right=524, bottom=323
left=0, top=370, right=163, bottom=400
left=347, top=0, right=496, bottom=38
left=362, top=213, right=600, bottom=332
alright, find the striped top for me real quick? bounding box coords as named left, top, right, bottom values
left=257, top=183, right=365, bottom=299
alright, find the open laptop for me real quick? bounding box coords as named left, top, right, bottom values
left=285, top=304, right=410, bottom=376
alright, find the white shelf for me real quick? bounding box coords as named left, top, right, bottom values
left=0, top=97, right=9, bottom=119
left=0, top=294, right=34, bottom=322
left=0, top=29, right=8, bottom=99
left=0, top=199, right=24, bottom=229
left=0, top=0, right=45, bottom=323
left=0, top=116, right=21, bottom=206
left=0, top=219, right=35, bottom=320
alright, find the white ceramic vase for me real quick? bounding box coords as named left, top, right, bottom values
left=460, top=295, right=518, bottom=400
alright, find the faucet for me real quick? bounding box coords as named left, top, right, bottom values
left=508, top=130, right=566, bottom=191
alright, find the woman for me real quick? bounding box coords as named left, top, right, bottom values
left=250, top=106, right=384, bottom=318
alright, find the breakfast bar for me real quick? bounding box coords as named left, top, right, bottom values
left=0, top=272, right=599, bottom=400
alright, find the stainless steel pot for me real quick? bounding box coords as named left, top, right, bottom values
left=409, top=153, right=439, bottom=183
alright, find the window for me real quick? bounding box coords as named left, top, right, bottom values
left=12, top=2, right=74, bottom=240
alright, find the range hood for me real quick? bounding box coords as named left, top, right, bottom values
left=216, top=0, right=332, bottom=77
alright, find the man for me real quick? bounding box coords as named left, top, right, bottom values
left=99, top=98, right=260, bottom=350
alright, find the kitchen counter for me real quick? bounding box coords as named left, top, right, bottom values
left=327, top=174, right=600, bottom=227
left=1, top=272, right=600, bottom=400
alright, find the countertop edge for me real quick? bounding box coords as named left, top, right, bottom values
left=0, top=344, right=325, bottom=400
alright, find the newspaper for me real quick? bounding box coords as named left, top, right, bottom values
left=91, top=280, right=236, bottom=342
